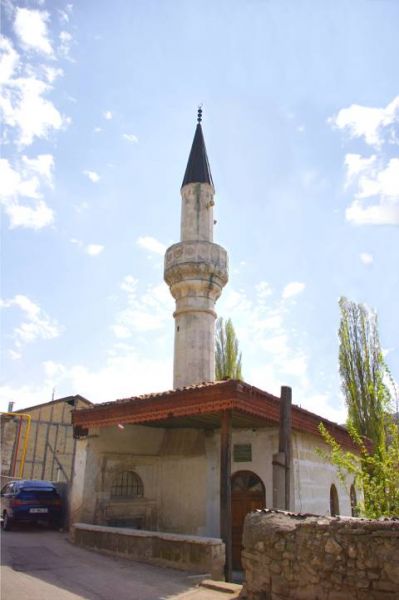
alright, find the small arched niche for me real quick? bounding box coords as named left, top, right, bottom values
left=330, top=484, right=340, bottom=517
left=350, top=483, right=358, bottom=517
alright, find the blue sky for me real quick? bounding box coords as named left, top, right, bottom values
left=1, top=0, right=398, bottom=421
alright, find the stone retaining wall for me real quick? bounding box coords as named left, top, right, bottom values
left=242, top=510, right=399, bottom=600
left=71, top=523, right=225, bottom=579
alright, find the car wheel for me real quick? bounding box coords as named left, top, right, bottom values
left=2, top=512, right=12, bottom=531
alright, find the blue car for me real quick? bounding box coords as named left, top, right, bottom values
left=0, top=480, right=63, bottom=531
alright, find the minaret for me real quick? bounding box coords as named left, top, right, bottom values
left=164, top=108, right=229, bottom=389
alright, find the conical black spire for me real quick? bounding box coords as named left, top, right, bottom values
left=181, top=108, right=214, bottom=188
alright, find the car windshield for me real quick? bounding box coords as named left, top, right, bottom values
left=21, top=487, right=55, bottom=492
left=19, top=488, right=59, bottom=499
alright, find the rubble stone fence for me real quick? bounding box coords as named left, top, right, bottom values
left=242, top=509, right=399, bottom=600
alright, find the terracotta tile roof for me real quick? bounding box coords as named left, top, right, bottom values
left=85, top=379, right=233, bottom=409
left=72, top=379, right=354, bottom=448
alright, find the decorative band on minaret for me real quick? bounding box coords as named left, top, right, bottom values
left=164, top=110, right=229, bottom=389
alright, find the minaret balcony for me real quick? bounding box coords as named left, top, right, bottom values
left=164, top=241, right=228, bottom=298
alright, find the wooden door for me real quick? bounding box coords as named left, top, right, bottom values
left=231, top=471, right=265, bottom=569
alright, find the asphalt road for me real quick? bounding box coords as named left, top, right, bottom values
left=1, top=525, right=238, bottom=600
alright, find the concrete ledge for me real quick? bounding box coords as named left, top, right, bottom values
left=200, top=580, right=243, bottom=595
left=71, top=523, right=225, bottom=580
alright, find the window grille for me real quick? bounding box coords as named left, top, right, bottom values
left=111, top=471, right=143, bottom=498
left=231, top=470, right=265, bottom=494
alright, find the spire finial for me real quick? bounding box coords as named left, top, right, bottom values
left=197, top=104, right=203, bottom=124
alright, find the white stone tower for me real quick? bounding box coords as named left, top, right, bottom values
left=164, top=109, right=228, bottom=389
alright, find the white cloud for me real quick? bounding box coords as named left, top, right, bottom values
left=300, top=392, right=347, bottom=424
left=120, top=274, right=137, bottom=294
left=86, top=244, right=104, bottom=256
left=43, top=360, right=66, bottom=379
left=122, top=133, right=138, bottom=143
left=331, top=96, right=399, bottom=148
left=58, top=9, right=70, bottom=24
left=70, top=239, right=104, bottom=256
left=360, top=253, right=374, bottom=266
left=344, top=154, right=376, bottom=183
left=344, top=156, right=399, bottom=226
left=136, top=236, right=166, bottom=256
left=217, top=281, right=345, bottom=422
left=0, top=272, right=345, bottom=422
left=94, top=127, right=102, bottom=133
left=0, top=348, right=173, bottom=411
left=0, top=155, right=55, bottom=229
left=7, top=77, right=66, bottom=146
left=218, top=282, right=308, bottom=392
left=111, top=276, right=173, bottom=337
left=256, top=281, right=273, bottom=300
left=23, top=154, right=54, bottom=181
left=73, top=201, right=89, bottom=213
left=0, top=384, right=55, bottom=412
left=346, top=201, right=399, bottom=226
left=0, top=36, right=19, bottom=84
left=83, top=170, right=100, bottom=183
left=103, top=110, right=112, bottom=120
left=43, top=66, right=63, bottom=83
left=332, top=96, right=399, bottom=226
left=111, top=325, right=131, bottom=339
left=14, top=8, right=53, bottom=56
left=0, top=8, right=75, bottom=356
left=1, top=294, right=62, bottom=349
left=58, top=31, right=72, bottom=59
left=3, top=198, right=54, bottom=230
left=0, top=37, right=68, bottom=147
left=282, top=282, right=305, bottom=299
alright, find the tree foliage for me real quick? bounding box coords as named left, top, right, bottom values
left=319, top=297, right=399, bottom=518
left=215, top=317, right=242, bottom=381
left=319, top=420, right=399, bottom=518
left=338, top=297, right=391, bottom=449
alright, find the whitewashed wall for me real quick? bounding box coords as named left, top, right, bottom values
left=70, top=423, right=354, bottom=536
left=292, top=431, right=353, bottom=516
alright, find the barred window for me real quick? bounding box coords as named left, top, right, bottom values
left=111, top=471, right=143, bottom=498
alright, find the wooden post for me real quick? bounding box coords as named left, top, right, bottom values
left=279, top=386, right=292, bottom=510
left=220, top=409, right=232, bottom=581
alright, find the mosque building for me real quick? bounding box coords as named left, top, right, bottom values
left=70, top=110, right=355, bottom=579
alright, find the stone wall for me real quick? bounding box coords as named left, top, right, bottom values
left=242, top=510, right=399, bottom=600
left=71, top=522, right=225, bottom=579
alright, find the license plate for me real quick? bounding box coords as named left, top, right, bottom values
left=29, top=508, right=48, bottom=513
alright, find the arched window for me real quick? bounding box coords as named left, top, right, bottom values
left=330, top=484, right=340, bottom=516
left=350, top=484, right=358, bottom=517
left=231, top=471, right=265, bottom=495
left=111, top=471, right=143, bottom=499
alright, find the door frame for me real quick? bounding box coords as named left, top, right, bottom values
left=231, top=470, right=266, bottom=569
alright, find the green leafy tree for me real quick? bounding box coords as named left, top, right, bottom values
left=338, top=297, right=391, bottom=449
left=215, top=317, right=243, bottom=381
left=318, top=298, right=399, bottom=518
left=319, top=420, right=399, bottom=518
